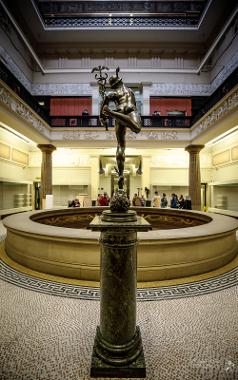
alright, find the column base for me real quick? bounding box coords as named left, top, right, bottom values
left=90, top=326, right=146, bottom=378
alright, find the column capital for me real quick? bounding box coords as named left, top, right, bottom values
left=185, top=144, right=204, bottom=154
left=141, top=82, right=152, bottom=87
left=37, top=144, right=56, bottom=153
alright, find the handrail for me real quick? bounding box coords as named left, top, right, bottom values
left=49, top=115, right=192, bottom=128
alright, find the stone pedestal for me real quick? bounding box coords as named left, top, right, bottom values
left=89, top=209, right=151, bottom=378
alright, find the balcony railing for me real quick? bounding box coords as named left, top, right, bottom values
left=1, top=58, right=238, bottom=132
left=0, top=61, right=50, bottom=124
left=49, top=115, right=192, bottom=128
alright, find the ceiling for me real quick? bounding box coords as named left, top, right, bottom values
left=2, top=0, right=238, bottom=56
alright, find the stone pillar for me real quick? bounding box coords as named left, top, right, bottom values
left=90, top=155, right=100, bottom=204
left=91, top=82, right=100, bottom=115
left=89, top=209, right=151, bottom=377
left=210, top=184, right=214, bottom=208
left=185, top=144, right=204, bottom=210
left=141, top=155, right=151, bottom=195
left=37, top=144, right=56, bottom=209
left=141, top=82, right=152, bottom=116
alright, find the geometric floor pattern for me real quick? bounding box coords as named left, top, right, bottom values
left=0, top=277, right=237, bottom=380
left=0, top=259, right=237, bottom=301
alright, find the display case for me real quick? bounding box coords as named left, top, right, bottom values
left=0, top=180, right=32, bottom=216
left=210, top=182, right=238, bottom=213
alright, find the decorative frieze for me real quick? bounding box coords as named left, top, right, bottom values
left=0, top=47, right=32, bottom=92
left=61, top=131, right=115, bottom=141
left=0, top=81, right=51, bottom=139
left=191, top=86, right=238, bottom=139
left=58, top=129, right=184, bottom=142
left=31, top=83, right=92, bottom=96
left=150, top=82, right=211, bottom=96
left=33, top=80, right=210, bottom=97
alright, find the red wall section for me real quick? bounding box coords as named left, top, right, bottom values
left=50, top=98, right=92, bottom=116
left=150, top=98, right=192, bottom=116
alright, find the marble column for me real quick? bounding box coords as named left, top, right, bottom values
left=37, top=144, right=56, bottom=209
left=210, top=184, right=214, bottom=208
left=141, top=82, right=152, bottom=116
left=185, top=144, right=204, bottom=210
left=89, top=209, right=151, bottom=377
left=90, top=155, right=100, bottom=203
left=91, top=82, right=100, bottom=115
left=141, top=155, right=151, bottom=192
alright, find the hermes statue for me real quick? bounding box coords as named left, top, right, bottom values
left=92, top=66, right=141, bottom=190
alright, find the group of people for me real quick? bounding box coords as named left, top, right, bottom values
left=68, top=198, right=80, bottom=208
left=152, top=192, right=192, bottom=209
left=68, top=191, right=192, bottom=209
left=132, top=193, right=146, bottom=206
left=97, top=192, right=110, bottom=206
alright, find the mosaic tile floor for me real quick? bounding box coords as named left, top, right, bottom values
left=0, top=261, right=237, bottom=379
left=0, top=259, right=237, bottom=301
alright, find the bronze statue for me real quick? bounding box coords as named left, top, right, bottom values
left=92, top=66, right=141, bottom=190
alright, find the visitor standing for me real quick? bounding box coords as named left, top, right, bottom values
left=152, top=191, right=161, bottom=207
left=160, top=193, right=168, bottom=208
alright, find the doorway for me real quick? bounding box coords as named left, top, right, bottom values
left=111, top=174, right=130, bottom=198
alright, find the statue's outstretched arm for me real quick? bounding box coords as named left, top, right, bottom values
left=99, top=92, right=115, bottom=129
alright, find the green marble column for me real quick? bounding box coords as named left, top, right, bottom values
left=89, top=209, right=151, bottom=378
left=37, top=144, right=56, bottom=209
left=185, top=144, right=204, bottom=211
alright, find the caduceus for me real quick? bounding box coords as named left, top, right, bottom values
left=91, top=65, right=109, bottom=130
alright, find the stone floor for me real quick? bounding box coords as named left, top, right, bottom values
left=0, top=268, right=237, bottom=380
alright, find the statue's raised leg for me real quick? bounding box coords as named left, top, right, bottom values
left=104, top=109, right=141, bottom=134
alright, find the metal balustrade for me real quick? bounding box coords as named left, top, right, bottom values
left=49, top=115, right=192, bottom=129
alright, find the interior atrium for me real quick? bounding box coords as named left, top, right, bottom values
left=0, top=1, right=238, bottom=379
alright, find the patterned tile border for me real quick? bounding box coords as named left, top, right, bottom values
left=0, top=259, right=237, bottom=302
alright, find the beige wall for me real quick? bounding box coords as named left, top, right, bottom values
left=1, top=126, right=238, bottom=211
left=0, top=127, right=34, bottom=182
left=53, top=167, right=90, bottom=185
